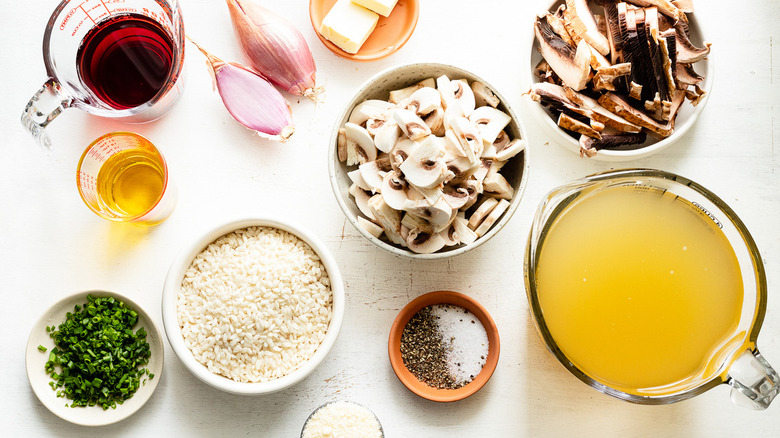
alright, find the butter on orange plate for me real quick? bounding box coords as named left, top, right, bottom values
left=352, top=0, right=398, bottom=17
left=320, top=0, right=379, bottom=54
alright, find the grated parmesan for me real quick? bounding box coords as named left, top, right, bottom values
left=302, top=401, right=383, bottom=438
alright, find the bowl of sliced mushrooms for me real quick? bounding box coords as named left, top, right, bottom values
left=527, top=0, right=712, bottom=160
left=329, top=63, right=529, bottom=258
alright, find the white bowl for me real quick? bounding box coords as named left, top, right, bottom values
left=527, top=0, right=713, bottom=161
left=26, top=290, right=164, bottom=426
left=329, top=62, right=530, bottom=259
left=161, top=217, right=345, bottom=395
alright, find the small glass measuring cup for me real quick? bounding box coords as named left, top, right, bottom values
left=525, top=168, right=778, bottom=409
left=77, top=132, right=176, bottom=225
left=22, top=0, right=185, bottom=148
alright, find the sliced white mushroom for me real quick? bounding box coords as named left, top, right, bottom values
left=405, top=229, right=447, bottom=254
left=481, top=132, right=506, bottom=159
left=381, top=170, right=415, bottom=210
left=349, top=100, right=393, bottom=125
left=492, top=130, right=510, bottom=151
left=374, top=122, right=401, bottom=153
left=344, top=122, right=378, bottom=166
left=444, top=129, right=469, bottom=160
left=483, top=172, right=514, bottom=200
left=400, top=224, right=411, bottom=242
left=444, top=153, right=480, bottom=183
left=399, top=136, right=448, bottom=189
left=389, top=78, right=436, bottom=104
left=469, top=106, right=511, bottom=145
left=358, top=160, right=387, bottom=193
left=367, top=195, right=405, bottom=246
left=437, top=75, right=461, bottom=115
left=349, top=184, right=376, bottom=221
left=422, top=108, right=445, bottom=136
left=348, top=169, right=372, bottom=191
left=342, top=68, right=522, bottom=255
left=406, top=196, right=454, bottom=229
left=390, top=138, right=419, bottom=171
left=392, top=108, right=431, bottom=140
left=437, top=76, right=476, bottom=117
left=365, top=117, right=388, bottom=136
left=472, top=159, right=498, bottom=183
left=406, top=87, right=441, bottom=116
left=494, top=138, right=526, bottom=162
left=461, top=178, right=483, bottom=210
left=441, top=181, right=473, bottom=209
left=401, top=212, right=435, bottom=235
left=357, top=216, right=384, bottom=239
left=337, top=128, right=347, bottom=162
left=474, top=199, right=510, bottom=237
left=410, top=183, right=443, bottom=206
left=448, top=117, right=483, bottom=164
left=441, top=213, right=478, bottom=246
left=471, top=81, right=500, bottom=108
left=468, top=197, right=499, bottom=230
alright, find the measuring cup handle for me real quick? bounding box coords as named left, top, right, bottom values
left=728, top=349, right=779, bottom=410
left=21, top=78, right=74, bottom=149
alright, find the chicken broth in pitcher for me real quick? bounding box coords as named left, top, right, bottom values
left=534, top=184, right=743, bottom=396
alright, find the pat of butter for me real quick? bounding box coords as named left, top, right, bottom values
left=351, top=0, right=398, bottom=17
left=320, top=0, right=379, bottom=54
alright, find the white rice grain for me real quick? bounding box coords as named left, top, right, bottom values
left=177, top=226, right=332, bottom=383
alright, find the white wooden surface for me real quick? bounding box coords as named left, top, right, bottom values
left=2, top=0, right=779, bottom=436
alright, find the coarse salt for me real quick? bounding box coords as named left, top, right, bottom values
left=430, top=304, right=489, bottom=385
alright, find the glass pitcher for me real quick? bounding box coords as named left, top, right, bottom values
left=21, top=0, right=185, bottom=148
left=525, top=168, right=778, bottom=409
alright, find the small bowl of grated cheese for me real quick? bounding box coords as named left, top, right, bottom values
left=301, top=401, right=384, bottom=438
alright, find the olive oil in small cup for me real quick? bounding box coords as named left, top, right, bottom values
left=77, top=132, right=176, bottom=225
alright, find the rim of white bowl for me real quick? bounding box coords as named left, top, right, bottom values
left=525, top=1, right=714, bottom=162
left=26, top=290, right=164, bottom=426
left=161, top=217, right=345, bottom=395
left=328, top=62, right=531, bottom=259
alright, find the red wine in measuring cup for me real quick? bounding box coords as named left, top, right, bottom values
left=77, top=14, right=174, bottom=110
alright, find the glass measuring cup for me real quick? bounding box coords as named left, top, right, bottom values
left=525, top=168, right=778, bottom=409
left=77, top=132, right=176, bottom=225
left=22, top=0, right=185, bottom=148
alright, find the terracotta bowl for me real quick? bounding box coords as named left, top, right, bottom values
left=388, top=291, right=500, bottom=402
left=309, top=0, right=420, bottom=61
left=527, top=0, right=713, bottom=161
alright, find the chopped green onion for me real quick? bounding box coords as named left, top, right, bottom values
left=43, top=295, right=152, bottom=410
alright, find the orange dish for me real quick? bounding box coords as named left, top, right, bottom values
left=388, top=291, right=500, bottom=402
left=309, top=0, right=419, bottom=61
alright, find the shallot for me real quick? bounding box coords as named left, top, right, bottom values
left=190, top=39, right=294, bottom=142
left=226, top=0, right=323, bottom=101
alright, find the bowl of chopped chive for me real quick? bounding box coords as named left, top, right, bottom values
left=25, top=290, right=164, bottom=426
left=388, top=291, right=499, bottom=402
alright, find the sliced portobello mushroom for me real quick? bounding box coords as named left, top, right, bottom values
left=535, top=15, right=592, bottom=91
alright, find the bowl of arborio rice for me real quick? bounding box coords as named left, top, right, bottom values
left=161, top=217, right=345, bottom=395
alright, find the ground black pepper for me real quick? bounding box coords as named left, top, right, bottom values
left=400, top=305, right=469, bottom=390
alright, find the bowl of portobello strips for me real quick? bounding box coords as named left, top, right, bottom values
left=527, top=0, right=712, bottom=160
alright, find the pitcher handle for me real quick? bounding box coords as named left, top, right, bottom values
left=728, top=349, right=779, bottom=410
left=21, top=78, right=74, bottom=149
